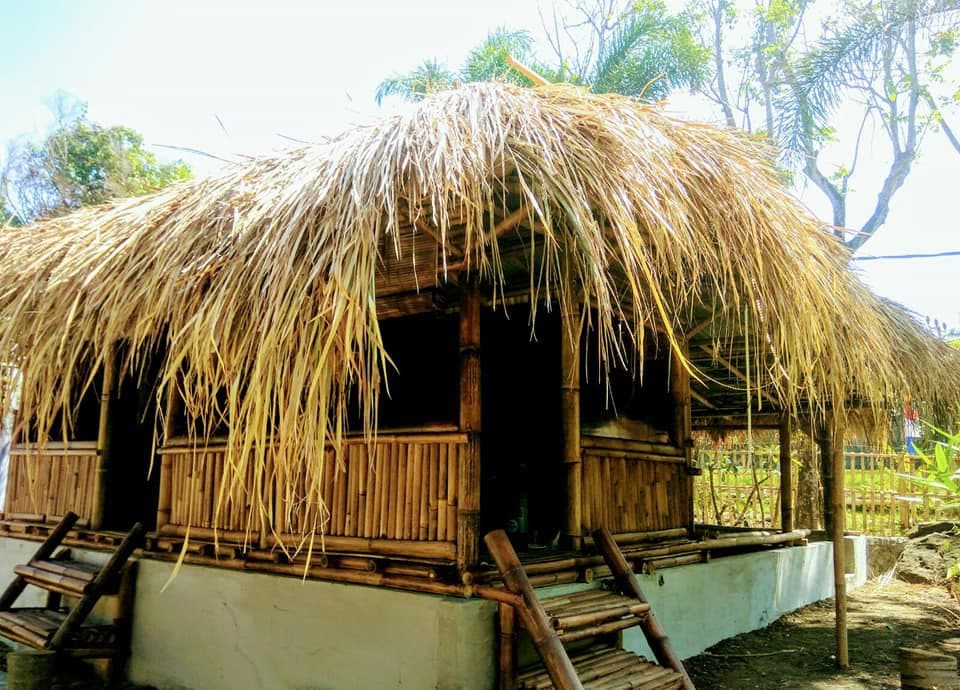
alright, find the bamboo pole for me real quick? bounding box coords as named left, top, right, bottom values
left=830, top=413, right=849, bottom=668
left=817, top=423, right=834, bottom=538
left=156, top=455, right=173, bottom=529
left=592, top=527, right=694, bottom=690
left=484, top=529, right=582, bottom=690
left=561, top=299, right=582, bottom=550
left=437, top=444, right=448, bottom=540
left=779, top=415, right=794, bottom=532
left=91, top=346, right=117, bottom=531
left=670, top=342, right=693, bottom=531
left=498, top=602, right=517, bottom=690
left=457, top=279, right=482, bottom=573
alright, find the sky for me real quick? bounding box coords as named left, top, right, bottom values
left=1, top=0, right=958, bottom=329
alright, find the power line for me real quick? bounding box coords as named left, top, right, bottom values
left=852, top=250, right=960, bottom=261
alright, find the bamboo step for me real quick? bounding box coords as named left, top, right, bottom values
left=14, top=557, right=121, bottom=598
left=541, top=589, right=651, bottom=635
left=518, top=645, right=684, bottom=689
left=0, top=608, right=118, bottom=650
left=13, top=564, right=93, bottom=597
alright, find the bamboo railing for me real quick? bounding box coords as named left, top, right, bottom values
left=580, top=436, right=692, bottom=534
left=4, top=443, right=98, bottom=525
left=156, top=432, right=468, bottom=562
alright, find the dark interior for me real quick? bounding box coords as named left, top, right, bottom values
left=580, top=327, right=674, bottom=438
left=377, top=312, right=459, bottom=430
left=107, top=344, right=164, bottom=530
left=480, top=304, right=563, bottom=549
left=22, top=362, right=102, bottom=443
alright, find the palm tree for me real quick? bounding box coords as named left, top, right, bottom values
left=546, top=0, right=709, bottom=101
left=376, top=4, right=708, bottom=104
left=376, top=28, right=537, bottom=104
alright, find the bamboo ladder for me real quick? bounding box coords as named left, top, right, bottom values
left=0, top=512, right=144, bottom=683
left=485, top=527, right=694, bottom=690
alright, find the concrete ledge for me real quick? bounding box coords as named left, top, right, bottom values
left=0, top=536, right=865, bottom=689
left=622, top=537, right=867, bottom=659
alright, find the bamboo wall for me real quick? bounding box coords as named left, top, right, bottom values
left=4, top=442, right=98, bottom=524
left=157, top=433, right=468, bottom=560
left=581, top=436, right=692, bottom=534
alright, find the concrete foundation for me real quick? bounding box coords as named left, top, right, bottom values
left=0, top=536, right=867, bottom=689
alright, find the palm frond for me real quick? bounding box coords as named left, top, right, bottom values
left=375, top=59, right=457, bottom=105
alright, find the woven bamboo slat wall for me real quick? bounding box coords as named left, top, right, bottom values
left=157, top=433, right=468, bottom=552
left=4, top=443, right=98, bottom=524
left=580, top=436, right=691, bottom=534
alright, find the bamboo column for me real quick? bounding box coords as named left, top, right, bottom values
left=156, top=380, right=181, bottom=529
left=561, top=302, right=582, bottom=550
left=457, top=279, right=482, bottom=573
left=670, top=342, right=693, bottom=529
left=779, top=415, right=794, bottom=532
left=830, top=413, right=848, bottom=668
left=817, top=422, right=834, bottom=536
left=91, top=346, right=118, bottom=531
left=818, top=411, right=848, bottom=668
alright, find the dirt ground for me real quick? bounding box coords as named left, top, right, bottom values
left=685, top=579, right=960, bottom=689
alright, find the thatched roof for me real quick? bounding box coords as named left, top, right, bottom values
left=0, top=82, right=956, bottom=528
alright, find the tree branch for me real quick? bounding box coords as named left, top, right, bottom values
left=924, top=93, right=960, bottom=155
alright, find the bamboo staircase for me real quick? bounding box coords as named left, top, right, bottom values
left=0, top=511, right=144, bottom=681
left=485, top=527, right=694, bottom=690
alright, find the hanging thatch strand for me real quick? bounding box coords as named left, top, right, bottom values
left=0, top=82, right=956, bottom=542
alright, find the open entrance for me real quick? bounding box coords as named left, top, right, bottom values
left=481, top=304, right=563, bottom=550
left=106, top=344, right=164, bottom=530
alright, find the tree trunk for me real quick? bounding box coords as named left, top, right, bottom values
left=794, top=434, right=822, bottom=529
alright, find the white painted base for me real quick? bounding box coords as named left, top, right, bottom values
left=0, top=536, right=866, bottom=689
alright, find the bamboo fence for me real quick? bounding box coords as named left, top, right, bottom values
left=693, top=445, right=957, bottom=535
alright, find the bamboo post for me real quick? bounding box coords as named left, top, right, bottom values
left=91, top=346, right=117, bottom=531
left=484, top=530, right=582, bottom=690
left=592, top=527, right=695, bottom=690
left=561, top=301, right=582, bottom=550
left=819, top=411, right=849, bottom=668
left=498, top=602, right=518, bottom=690
left=779, top=415, right=794, bottom=532
left=817, top=422, right=834, bottom=538
left=457, top=279, right=482, bottom=573
left=670, top=342, right=693, bottom=530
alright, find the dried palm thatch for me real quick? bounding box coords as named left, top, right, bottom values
left=0, top=82, right=956, bottom=540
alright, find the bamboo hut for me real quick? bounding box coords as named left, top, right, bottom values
left=0, top=82, right=957, bottom=684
